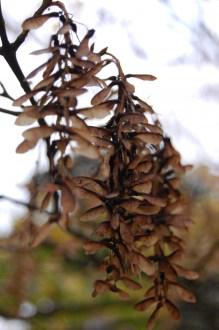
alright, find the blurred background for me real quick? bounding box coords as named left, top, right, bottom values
left=0, top=0, right=219, bottom=329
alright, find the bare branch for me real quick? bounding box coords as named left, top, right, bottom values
left=0, top=108, right=20, bottom=116
left=0, top=81, right=15, bottom=100
left=0, top=194, right=55, bottom=216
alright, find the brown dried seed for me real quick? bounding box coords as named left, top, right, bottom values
left=135, top=297, right=156, bottom=311
left=132, top=182, right=152, bottom=194
left=91, top=86, right=112, bottom=105
left=22, top=126, right=54, bottom=141
left=76, top=37, right=90, bottom=57
left=126, top=74, right=157, bottom=81
left=78, top=102, right=114, bottom=119
left=13, top=91, right=37, bottom=107
left=92, top=280, right=109, bottom=297
left=80, top=205, right=108, bottom=222
left=169, top=282, right=196, bottom=303
left=172, top=264, right=199, bottom=280
left=120, top=277, right=142, bottom=290
left=120, top=222, right=133, bottom=244
left=134, top=253, right=155, bottom=275
left=135, top=132, right=162, bottom=145
left=16, top=139, right=38, bottom=153
left=61, top=187, right=76, bottom=214
left=147, top=304, right=162, bottom=330
left=165, top=299, right=180, bottom=320
left=83, top=241, right=105, bottom=255
left=31, top=222, right=54, bottom=248
left=22, top=15, right=51, bottom=30
left=96, top=222, right=112, bottom=237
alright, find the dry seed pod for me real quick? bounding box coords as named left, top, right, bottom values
left=22, top=15, right=52, bottom=30
left=13, top=2, right=196, bottom=328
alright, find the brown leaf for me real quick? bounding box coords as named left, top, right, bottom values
left=22, top=15, right=51, bottom=30
left=91, top=86, right=112, bottom=105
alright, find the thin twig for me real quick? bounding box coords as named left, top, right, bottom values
left=0, top=108, right=20, bottom=116
left=0, top=81, right=15, bottom=101
left=0, top=194, right=56, bottom=216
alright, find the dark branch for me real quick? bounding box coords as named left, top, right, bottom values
left=0, top=81, right=15, bottom=100
left=0, top=0, right=52, bottom=96
left=0, top=108, right=20, bottom=116
left=0, top=0, right=8, bottom=47
left=0, top=194, right=56, bottom=216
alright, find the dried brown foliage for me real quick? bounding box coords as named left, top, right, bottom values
left=11, top=1, right=198, bottom=328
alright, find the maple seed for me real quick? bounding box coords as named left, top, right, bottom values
left=12, top=2, right=196, bottom=328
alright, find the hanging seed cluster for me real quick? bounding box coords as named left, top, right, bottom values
left=13, top=2, right=198, bottom=328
